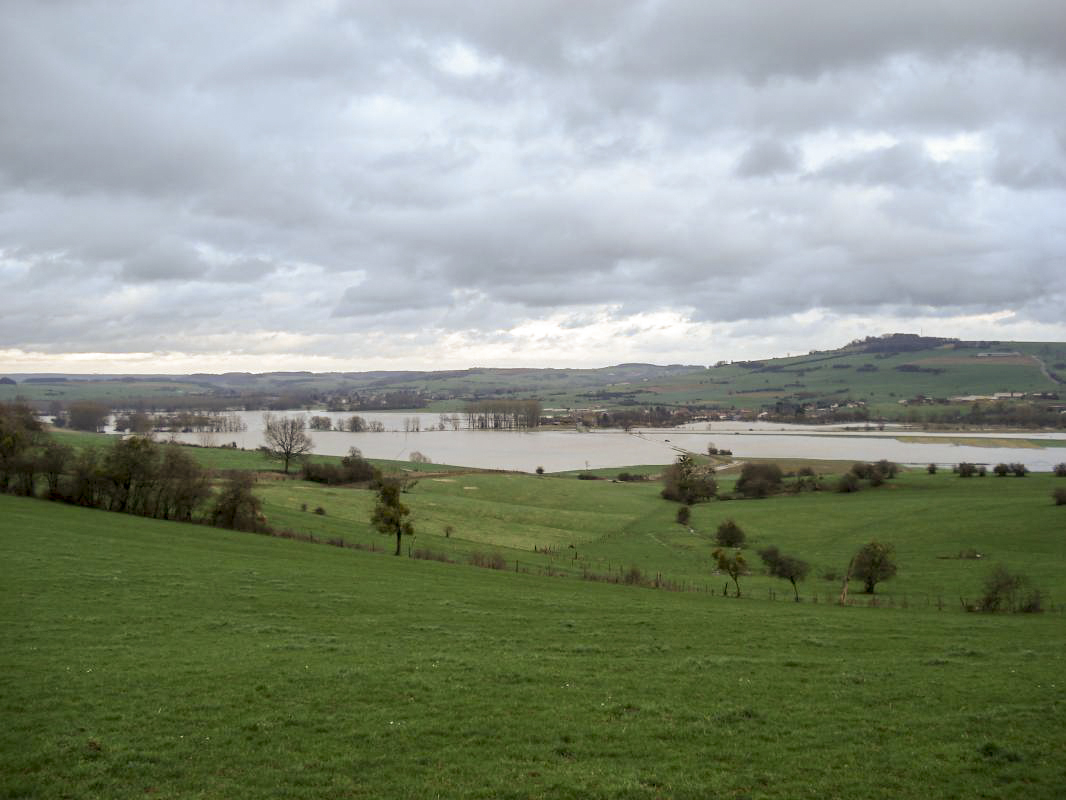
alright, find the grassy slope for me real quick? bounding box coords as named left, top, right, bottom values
left=47, top=429, right=476, bottom=474
left=2, top=494, right=1065, bottom=799
left=29, top=431, right=1066, bottom=600
left=637, top=348, right=1061, bottom=413
left=0, top=380, right=211, bottom=406
left=251, top=468, right=1066, bottom=605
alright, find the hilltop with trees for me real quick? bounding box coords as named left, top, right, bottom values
left=2, top=335, right=1064, bottom=429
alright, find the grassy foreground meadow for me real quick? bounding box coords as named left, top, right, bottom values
left=2, top=488, right=1066, bottom=798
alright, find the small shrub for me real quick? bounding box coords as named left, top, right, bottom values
left=411, top=548, right=451, bottom=563
left=676, top=506, right=691, bottom=526
left=734, top=462, right=783, bottom=499
left=875, top=459, right=899, bottom=478
left=927, top=463, right=937, bottom=474
left=715, top=519, right=746, bottom=548
left=850, top=462, right=872, bottom=479
left=978, top=564, right=1042, bottom=613
left=469, top=551, right=507, bottom=570
left=851, top=541, right=897, bottom=594
left=1053, top=487, right=1066, bottom=506
left=1053, top=463, right=1066, bottom=477
left=1018, top=589, right=1043, bottom=613
left=535, top=466, right=545, bottom=475
left=978, top=742, right=1022, bottom=763
left=993, top=463, right=1009, bottom=477
left=1010, top=463, right=1027, bottom=477
left=836, top=472, right=861, bottom=493
left=957, top=462, right=977, bottom=478
left=577, top=472, right=601, bottom=480
left=313, top=506, right=326, bottom=515
left=210, top=474, right=269, bottom=533
left=623, top=565, right=645, bottom=585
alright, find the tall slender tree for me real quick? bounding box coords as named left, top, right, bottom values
left=372, top=479, right=414, bottom=556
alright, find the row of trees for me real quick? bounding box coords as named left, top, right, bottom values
left=706, top=513, right=893, bottom=599
left=463, top=400, right=542, bottom=430
left=308, top=414, right=388, bottom=432
left=1, top=403, right=265, bottom=531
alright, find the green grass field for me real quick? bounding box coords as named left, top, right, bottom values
left=245, top=466, right=1066, bottom=606
left=3, top=494, right=1065, bottom=799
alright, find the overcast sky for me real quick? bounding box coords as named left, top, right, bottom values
left=2, top=1, right=1065, bottom=373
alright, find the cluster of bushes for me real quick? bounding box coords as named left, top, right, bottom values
left=836, top=460, right=899, bottom=493
left=973, top=565, right=1043, bottom=613
left=660, top=454, right=717, bottom=503
left=1054, top=463, right=1066, bottom=477
left=0, top=401, right=269, bottom=534
left=616, top=472, right=650, bottom=482
left=733, top=462, right=783, bottom=499
left=300, top=448, right=377, bottom=485
left=715, top=519, right=746, bottom=547
left=307, top=414, right=385, bottom=432
left=468, top=551, right=508, bottom=570
left=992, top=463, right=1028, bottom=477
left=956, top=462, right=988, bottom=477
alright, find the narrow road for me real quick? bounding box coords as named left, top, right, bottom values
left=1031, top=354, right=1063, bottom=385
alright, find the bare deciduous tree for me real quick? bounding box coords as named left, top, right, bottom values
left=262, top=413, right=314, bottom=474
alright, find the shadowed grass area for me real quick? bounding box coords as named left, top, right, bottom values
left=2, top=494, right=1065, bottom=799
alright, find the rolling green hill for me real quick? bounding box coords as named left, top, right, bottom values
left=3, top=335, right=1064, bottom=423
left=3, top=492, right=1065, bottom=798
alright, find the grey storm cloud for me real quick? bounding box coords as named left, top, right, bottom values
left=735, top=140, right=802, bottom=178
left=2, top=0, right=1065, bottom=368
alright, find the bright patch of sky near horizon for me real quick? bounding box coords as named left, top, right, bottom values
left=2, top=1, right=1065, bottom=373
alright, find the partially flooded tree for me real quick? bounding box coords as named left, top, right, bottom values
left=262, top=413, right=314, bottom=474
left=372, top=479, right=413, bottom=556
left=67, top=401, right=110, bottom=432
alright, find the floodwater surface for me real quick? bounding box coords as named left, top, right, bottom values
left=166, top=411, right=1066, bottom=473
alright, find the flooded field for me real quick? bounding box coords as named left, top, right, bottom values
left=164, top=411, right=1066, bottom=473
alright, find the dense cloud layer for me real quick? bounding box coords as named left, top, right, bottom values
left=2, top=1, right=1064, bottom=371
